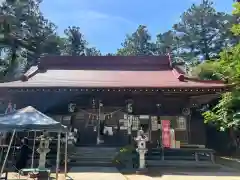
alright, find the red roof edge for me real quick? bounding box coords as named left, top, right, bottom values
left=168, top=52, right=225, bottom=85
left=167, top=53, right=172, bottom=68
left=172, top=65, right=226, bottom=84
left=172, top=68, right=185, bottom=81
left=21, top=66, right=39, bottom=81
left=168, top=53, right=185, bottom=82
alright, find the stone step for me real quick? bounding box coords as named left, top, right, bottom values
left=73, top=151, right=117, bottom=154
left=71, top=152, right=117, bottom=155
left=67, top=147, right=118, bottom=167
left=68, top=156, right=114, bottom=161
left=68, top=160, right=114, bottom=167
left=74, top=147, right=117, bottom=151
left=69, top=153, right=116, bottom=159
left=70, top=153, right=117, bottom=158
left=70, top=155, right=115, bottom=159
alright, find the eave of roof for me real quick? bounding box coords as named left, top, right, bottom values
left=0, top=55, right=228, bottom=91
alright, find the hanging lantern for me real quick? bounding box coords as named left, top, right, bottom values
left=126, top=99, right=133, bottom=114
left=182, top=108, right=191, bottom=116
left=68, top=103, right=76, bottom=113
left=13, top=104, right=16, bottom=111
left=92, top=98, right=96, bottom=109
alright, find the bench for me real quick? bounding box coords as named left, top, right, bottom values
left=149, top=147, right=215, bottom=163
left=164, top=148, right=215, bottom=163
left=18, top=168, right=51, bottom=179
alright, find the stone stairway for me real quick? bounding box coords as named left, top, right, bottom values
left=68, top=147, right=118, bottom=167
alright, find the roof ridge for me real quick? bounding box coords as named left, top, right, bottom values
left=38, top=55, right=171, bottom=70
left=21, top=66, right=39, bottom=81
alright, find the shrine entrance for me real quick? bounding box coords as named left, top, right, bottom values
left=72, top=107, right=129, bottom=147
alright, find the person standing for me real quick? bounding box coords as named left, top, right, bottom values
left=16, top=137, right=30, bottom=170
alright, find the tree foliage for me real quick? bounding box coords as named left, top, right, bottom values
left=0, top=0, right=62, bottom=80
left=63, top=26, right=87, bottom=56
left=199, top=2, right=240, bottom=131
left=173, top=0, right=235, bottom=61
left=117, top=25, right=156, bottom=56
left=0, top=0, right=101, bottom=80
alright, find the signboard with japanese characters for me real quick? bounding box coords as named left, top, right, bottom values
left=151, top=116, right=158, bottom=131
left=119, top=114, right=139, bottom=130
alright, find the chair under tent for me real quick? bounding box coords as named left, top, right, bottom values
left=0, top=106, right=68, bottom=180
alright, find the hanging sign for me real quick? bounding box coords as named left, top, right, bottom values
left=182, top=108, right=191, bottom=116
left=127, top=103, right=133, bottom=113
left=151, top=116, right=158, bottom=131
left=161, top=120, right=171, bottom=148
left=68, top=103, right=76, bottom=113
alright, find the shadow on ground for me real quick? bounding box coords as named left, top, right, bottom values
left=121, top=166, right=240, bottom=179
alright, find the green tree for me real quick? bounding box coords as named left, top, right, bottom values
left=63, top=26, right=87, bottom=56
left=173, top=0, right=235, bottom=60
left=85, top=47, right=101, bottom=56
left=0, top=0, right=63, bottom=80
left=155, top=30, right=177, bottom=55
left=117, top=25, right=155, bottom=56
left=200, top=2, right=240, bottom=136
left=105, top=53, right=115, bottom=56
left=63, top=26, right=101, bottom=56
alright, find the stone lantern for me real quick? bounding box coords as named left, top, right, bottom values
left=37, top=131, right=51, bottom=169
left=134, top=129, right=148, bottom=170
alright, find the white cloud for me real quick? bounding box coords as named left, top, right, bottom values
left=77, top=10, right=133, bottom=25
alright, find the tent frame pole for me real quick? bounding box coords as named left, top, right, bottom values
left=64, top=132, right=68, bottom=177
left=31, top=131, right=36, bottom=168
left=56, top=132, right=61, bottom=180
left=0, top=129, right=16, bottom=177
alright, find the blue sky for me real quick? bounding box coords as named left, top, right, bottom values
left=40, top=0, right=233, bottom=54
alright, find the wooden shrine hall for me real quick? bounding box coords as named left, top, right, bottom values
left=0, top=55, right=228, bottom=148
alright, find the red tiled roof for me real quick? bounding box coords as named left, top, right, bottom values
left=0, top=55, right=226, bottom=89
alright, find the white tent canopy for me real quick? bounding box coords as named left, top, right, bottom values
left=0, top=106, right=68, bottom=180
left=0, top=106, right=67, bottom=132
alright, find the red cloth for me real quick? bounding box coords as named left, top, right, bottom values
left=161, top=120, right=171, bottom=148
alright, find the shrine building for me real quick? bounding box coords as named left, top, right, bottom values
left=0, top=55, right=228, bottom=148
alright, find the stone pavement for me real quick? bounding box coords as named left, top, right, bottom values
left=125, top=173, right=240, bottom=180
left=7, top=167, right=126, bottom=180
left=67, top=166, right=127, bottom=180
left=6, top=165, right=240, bottom=180
left=124, top=166, right=240, bottom=180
